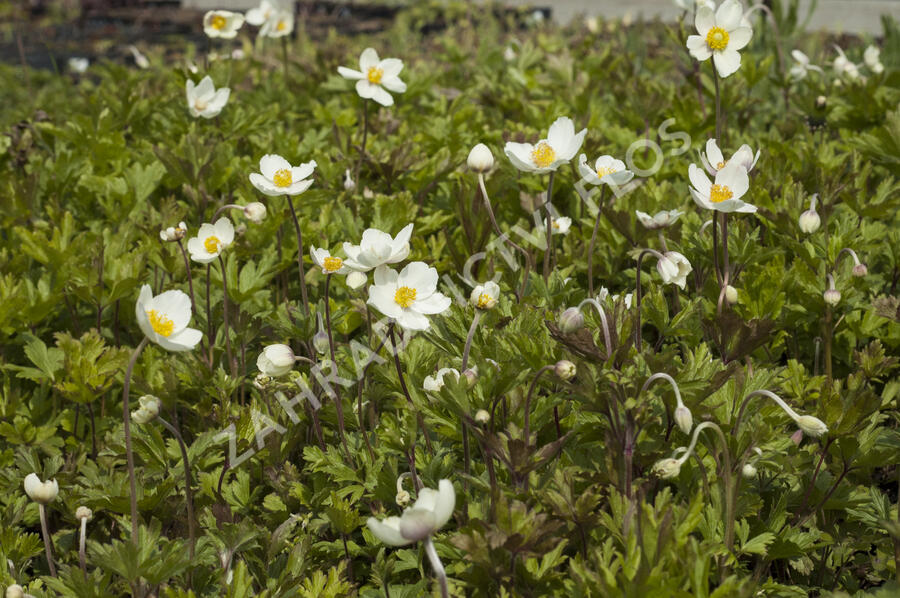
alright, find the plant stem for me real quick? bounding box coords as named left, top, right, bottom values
left=586, top=187, right=606, bottom=296
left=206, top=264, right=213, bottom=365
left=324, top=274, right=352, bottom=461
left=542, top=172, right=556, bottom=280
left=38, top=503, right=57, bottom=577
left=285, top=197, right=310, bottom=318
left=424, top=536, right=449, bottom=598
left=523, top=365, right=555, bottom=450
left=158, top=416, right=196, bottom=559
left=123, top=337, right=149, bottom=543
left=633, top=248, right=667, bottom=350
left=713, top=63, right=722, bottom=142
left=79, top=516, right=87, bottom=573
left=218, top=256, right=235, bottom=375
left=387, top=324, right=432, bottom=457
left=577, top=298, right=614, bottom=360
left=477, top=173, right=532, bottom=300
left=461, top=310, right=480, bottom=371
left=355, top=99, right=369, bottom=184
left=280, top=37, right=289, bottom=82
left=176, top=240, right=197, bottom=315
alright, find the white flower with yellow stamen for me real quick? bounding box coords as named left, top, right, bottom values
left=367, top=263, right=451, bottom=331
left=343, top=224, right=413, bottom=272
left=688, top=162, right=755, bottom=213
left=310, top=246, right=350, bottom=275
left=541, top=216, right=572, bottom=235
left=699, top=138, right=760, bottom=176
left=504, top=117, right=587, bottom=174
left=249, top=154, right=317, bottom=197
left=135, top=285, right=202, bottom=352
left=470, top=281, right=500, bottom=310
left=636, top=209, right=682, bottom=230
left=203, top=10, right=244, bottom=39
left=185, top=76, right=230, bottom=119
left=338, top=48, right=407, bottom=107
left=686, top=0, right=753, bottom=78
left=656, top=252, right=693, bottom=289
left=259, top=10, right=293, bottom=38
left=187, top=218, right=234, bottom=264
left=367, top=479, right=455, bottom=546
left=577, top=154, right=634, bottom=187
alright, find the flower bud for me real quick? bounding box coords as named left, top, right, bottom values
left=796, top=415, right=828, bottom=437
left=131, top=395, right=160, bottom=424
left=76, top=506, right=93, bottom=520
left=6, top=585, right=25, bottom=598
left=313, top=331, right=330, bottom=355
left=395, top=489, right=411, bottom=506
left=742, top=463, right=757, bottom=478
left=799, top=209, right=820, bottom=234
left=257, top=344, right=296, bottom=377
left=24, top=473, right=58, bottom=505
left=253, top=373, right=271, bottom=390
left=554, top=360, right=576, bottom=380
left=558, top=307, right=584, bottom=333
left=343, top=169, right=356, bottom=191
left=462, top=367, right=478, bottom=387
left=852, top=264, right=867, bottom=277
left=346, top=271, right=367, bottom=290
left=674, top=406, right=693, bottom=435
left=159, top=221, right=187, bottom=242
left=651, top=458, right=682, bottom=479
left=823, top=288, right=841, bottom=306
left=816, top=95, right=827, bottom=109
left=243, top=202, right=266, bottom=223
left=467, top=143, right=494, bottom=173
left=474, top=409, right=490, bottom=424
left=724, top=285, right=738, bottom=305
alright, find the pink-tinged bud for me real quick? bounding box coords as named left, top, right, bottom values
left=852, top=264, right=867, bottom=277
left=823, top=289, right=841, bottom=306
left=558, top=307, right=584, bottom=333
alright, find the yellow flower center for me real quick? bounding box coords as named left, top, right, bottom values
left=147, top=309, right=175, bottom=337
left=394, top=286, right=417, bottom=308
left=211, top=15, right=227, bottom=30
left=367, top=66, right=384, bottom=84
left=194, top=99, right=208, bottom=111
left=716, top=160, right=727, bottom=170
left=204, top=235, right=221, bottom=254
left=323, top=256, right=343, bottom=272
left=706, top=26, right=729, bottom=51
left=596, top=166, right=616, bottom=178
left=531, top=142, right=556, bottom=168
left=476, top=293, right=493, bottom=308
left=276, top=20, right=287, bottom=31
left=709, top=184, right=734, bottom=203
left=273, top=168, right=292, bottom=187
left=552, top=219, right=561, bottom=229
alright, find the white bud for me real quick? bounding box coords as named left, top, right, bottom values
left=852, top=264, right=867, bottom=277
left=742, top=463, right=758, bottom=478
left=796, top=415, right=828, bottom=437
left=554, top=360, right=576, bottom=381
left=6, top=585, right=24, bottom=598
left=343, top=169, right=356, bottom=191
left=395, top=489, right=410, bottom=506
left=724, top=285, right=738, bottom=305
left=674, top=406, right=693, bottom=435
left=467, top=143, right=494, bottom=173
left=558, top=307, right=584, bottom=333
left=474, top=409, right=490, bottom=424
left=243, top=202, right=266, bottom=223
left=23, top=473, right=58, bottom=505
left=346, top=271, right=367, bottom=290
left=257, top=344, right=296, bottom=377
left=76, top=506, right=93, bottom=520
left=313, top=331, right=330, bottom=355
left=652, top=458, right=682, bottom=479
left=462, top=367, right=478, bottom=387
left=131, top=395, right=160, bottom=424
left=823, top=288, right=841, bottom=306
left=799, top=209, right=820, bottom=234
left=815, top=95, right=827, bottom=109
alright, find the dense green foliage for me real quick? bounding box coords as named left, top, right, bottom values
left=2, top=1, right=900, bottom=596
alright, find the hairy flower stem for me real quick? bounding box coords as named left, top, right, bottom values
left=354, top=99, right=370, bottom=187
left=477, top=173, right=532, bottom=300
left=324, top=274, right=353, bottom=461
left=424, top=536, right=449, bottom=598
left=175, top=240, right=198, bottom=330
left=460, top=310, right=481, bottom=490
left=206, top=264, right=213, bottom=365
left=824, top=303, right=833, bottom=385
left=387, top=324, right=433, bottom=458
left=285, top=197, right=310, bottom=318
left=633, top=248, right=667, bottom=351
left=78, top=515, right=88, bottom=573
left=713, top=64, right=722, bottom=143
left=157, top=416, right=196, bottom=559
left=542, top=172, right=556, bottom=281
left=461, top=310, right=480, bottom=371
left=123, top=336, right=149, bottom=543
left=280, top=37, right=289, bottom=82
left=38, top=503, right=57, bottom=577
left=523, top=365, right=555, bottom=453
left=586, top=187, right=607, bottom=296
left=218, top=256, right=235, bottom=376
left=732, top=389, right=802, bottom=438
left=711, top=213, right=723, bottom=287
left=577, top=298, right=614, bottom=359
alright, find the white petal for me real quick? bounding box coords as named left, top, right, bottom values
left=249, top=173, right=286, bottom=196
left=395, top=309, right=430, bottom=331
left=370, top=86, right=394, bottom=107
left=359, top=48, right=380, bottom=70
left=729, top=27, right=752, bottom=51
left=547, top=117, right=575, bottom=151
left=338, top=66, right=364, bottom=80
left=713, top=49, right=742, bottom=78
left=160, top=327, right=202, bottom=351
left=687, top=35, right=712, bottom=61
left=379, top=58, right=403, bottom=77
left=214, top=217, right=235, bottom=246
left=504, top=142, right=537, bottom=172
left=716, top=0, right=743, bottom=31
left=292, top=160, right=317, bottom=182
left=688, top=163, right=712, bottom=197
left=356, top=79, right=377, bottom=99
left=695, top=6, right=715, bottom=35
left=380, top=76, right=407, bottom=93
left=148, top=290, right=192, bottom=332
left=413, top=293, right=451, bottom=315
left=260, top=154, right=291, bottom=180
left=398, top=262, right=438, bottom=295
left=367, top=516, right=412, bottom=547
left=716, top=162, right=749, bottom=199
left=705, top=139, right=724, bottom=167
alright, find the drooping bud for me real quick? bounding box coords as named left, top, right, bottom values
left=343, top=169, right=356, bottom=191
left=554, top=360, right=576, bottom=380
left=131, top=395, right=161, bottom=424
left=823, top=289, right=841, bottom=306
left=313, top=331, right=330, bottom=355
left=76, top=506, right=93, bottom=520
left=243, top=202, right=266, bottom=223
left=796, top=415, right=828, bottom=437
left=674, top=405, right=693, bottom=435
left=467, top=143, right=494, bottom=173
left=724, top=285, right=738, bottom=305
left=474, top=409, right=490, bottom=424
left=462, top=367, right=478, bottom=387
left=558, top=307, right=584, bottom=333
left=6, top=585, right=25, bottom=598
left=651, top=458, right=682, bottom=479
left=257, top=344, right=296, bottom=377
left=395, top=489, right=411, bottom=506
left=742, top=463, right=758, bottom=478
left=852, top=264, right=868, bottom=277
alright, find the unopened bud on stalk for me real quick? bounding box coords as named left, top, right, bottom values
left=462, top=368, right=478, bottom=387
left=823, top=274, right=840, bottom=306
left=474, top=409, right=490, bottom=424
left=395, top=489, right=411, bottom=506
left=131, top=395, right=160, bottom=424
left=558, top=307, right=584, bottom=333
left=796, top=415, right=828, bottom=437
left=343, top=169, right=355, bottom=191
left=23, top=474, right=58, bottom=504
left=6, top=585, right=25, bottom=598
left=816, top=95, right=827, bottom=109
left=742, top=463, right=758, bottom=478
left=674, top=406, right=693, bottom=435
left=76, top=506, right=93, bottom=521
left=651, top=458, right=682, bottom=479
left=554, top=360, right=576, bottom=380
left=467, top=143, right=494, bottom=173
left=799, top=195, right=821, bottom=234
left=313, top=331, right=330, bottom=355
left=852, top=264, right=868, bottom=277
left=724, top=285, right=738, bottom=305
left=243, top=202, right=266, bottom=223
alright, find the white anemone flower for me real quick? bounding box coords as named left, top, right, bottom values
left=656, top=252, right=693, bottom=289
left=688, top=162, right=755, bottom=213
left=338, top=48, right=407, bottom=107
left=686, top=0, right=753, bottom=78
left=864, top=45, right=883, bottom=74
left=187, top=218, right=234, bottom=264
left=367, top=263, right=452, bottom=331
left=343, top=224, right=413, bottom=272
left=257, top=344, right=296, bottom=377
left=249, top=154, right=316, bottom=197
left=24, top=473, right=59, bottom=505
left=246, top=0, right=285, bottom=25
left=470, top=281, right=500, bottom=310
left=542, top=216, right=572, bottom=235
left=310, top=246, right=350, bottom=275
left=367, top=479, right=455, bottom=546
left=203, top=10, right=245, bottom=39
left=833, top=46, right=861, bottom=80
left=186, top=76, right=230, bottom=119
left=504, top=116, right=587, bottom=174
left=699, top=138, right=760, bottom=176
left=135, top=285, right=202, bottom=352
left=423, top=368, right=460, bottom=392
left=577, top=154, right=635, bottom=187
left=789, top=50, right=823, bottom=80
left=636, top=209, right=682, bottom=230
left=260, top=10, right=294, bottom=38
left=68, top=57, right=89, bottom=73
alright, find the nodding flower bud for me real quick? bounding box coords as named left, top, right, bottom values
left=343, top=169, right=356, bottom=191
left=823, top=289, right=841, bottom=306
left=467, top=143, right=494, bottom=173
left=558, top=307, right=584, bottom=333
left=742, top=463, right=758, bottom=478
left=131, top=395, right=161, bottom=424
left=724, top=285, right=738, bottom=305
left=243, top=202, right=266, bottom=223
left=651, top=458, right=682, bottom=479
left=554, top=360, right=576, bottom=380
left=6, top=585, right=25, bottom=598
left=313, top=330, right=330, bottom=355
left=160, top=221, right=188, bottom=242
left=474, top=409, right=490, bottom=424
left=674, top=405, right=693, bottom=435
left=395, top=489, right=411, bottom=506
left=253, top=373, right=271, bottom=390
left=799, top=195, right=821, bottom=234
left=462, top=367, right=478, bottom=387
left=76, top=506, right=93, bottom=521
left=816, top=95, right=827, bottom=109
left=852, top=264, right=868, bottom=277
left=796, top=414, right=828, bottom=437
